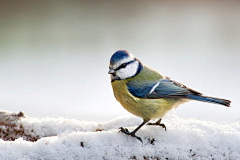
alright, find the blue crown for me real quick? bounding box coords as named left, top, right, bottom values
left=110, top=50, right=132, bottom=65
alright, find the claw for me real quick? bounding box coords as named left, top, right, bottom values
left=118, top=127, right=123, bottom=133
left=135, top=136, right=143, bottom=143
left=119, top=127, right=129, bottom=134
left=147, top=122, right=167, bottom=131
left=119, top=127, right=143, bottom=143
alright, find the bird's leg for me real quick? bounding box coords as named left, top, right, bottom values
left=119, top=121, right=147, bottom=142
left=147, top=119, right=166, bottom=131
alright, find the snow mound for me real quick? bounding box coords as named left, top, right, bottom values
left=0, top=111, right=240, bottom=159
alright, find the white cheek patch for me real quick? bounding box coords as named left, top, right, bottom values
left=116, top=61, right=139, bottom=79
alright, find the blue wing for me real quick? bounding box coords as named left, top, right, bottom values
left=127, top=78, right=201, bottom=99
left=127, top=77, right=231, bottom=107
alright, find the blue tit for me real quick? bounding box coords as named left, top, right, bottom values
left=108, top=50, right=231, bottom=142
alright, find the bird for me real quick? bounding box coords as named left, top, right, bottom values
left=108, top=50, right=231, bottom=142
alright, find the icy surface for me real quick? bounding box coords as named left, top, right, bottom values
left=0, top=112, right=240, bottom=159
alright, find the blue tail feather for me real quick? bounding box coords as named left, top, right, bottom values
left=186, top=95, right=231, bottom=107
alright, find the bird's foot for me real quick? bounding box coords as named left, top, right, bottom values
left=119, top=127, right=143, bottom=142
left=147, top=122, right=167, bottom=131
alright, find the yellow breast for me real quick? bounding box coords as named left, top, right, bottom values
left=111, top=79, right=177, bottom=121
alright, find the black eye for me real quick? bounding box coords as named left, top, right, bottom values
left=115, top=63, right=128, bottom=71
left=121, top=63, right=127, bottom=68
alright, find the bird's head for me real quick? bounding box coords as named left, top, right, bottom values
left=108, top=50, right=143, bottom=82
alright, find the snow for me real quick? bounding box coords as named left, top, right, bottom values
left=0, top=111, right=240, bottom=159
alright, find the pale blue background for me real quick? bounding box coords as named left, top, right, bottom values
left=0, top=1, right=239, bottom=124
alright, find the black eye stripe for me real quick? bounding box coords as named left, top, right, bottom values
left=115, top=60, right=136, bottom=71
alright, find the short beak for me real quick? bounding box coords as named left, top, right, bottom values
left=108, top=69, right=115, bottom=74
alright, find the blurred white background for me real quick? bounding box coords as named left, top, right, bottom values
left=0, top=1, right=239, bottom=124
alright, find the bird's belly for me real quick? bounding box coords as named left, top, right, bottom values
left=111, top=80, right=181, bottom=121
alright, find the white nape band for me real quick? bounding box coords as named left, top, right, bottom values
left=149, top=81, right=160, bottom=94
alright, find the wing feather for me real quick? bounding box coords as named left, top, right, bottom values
left=127, top=78, right=201, bottom=99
